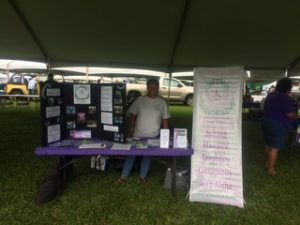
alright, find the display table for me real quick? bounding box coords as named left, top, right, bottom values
left=35, top=139, right=193, bottom=199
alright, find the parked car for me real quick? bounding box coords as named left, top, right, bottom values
left=180, top=80, right=193, bottom=87
left=126, top=76, right=194, bottom=106
left=4, top=74, right=40, bottom=95
left=0, top=75, right=8, bottom=92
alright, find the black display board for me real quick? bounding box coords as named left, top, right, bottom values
left=40, top=81, right=64, bottom=146
left=40, top=83, right=127, bottom=146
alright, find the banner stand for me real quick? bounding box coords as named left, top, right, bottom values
left=189, top=67, right=244, bottom=208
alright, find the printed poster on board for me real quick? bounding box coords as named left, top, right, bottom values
left=189, top=66, right=244, bottom=208
left=74, top=84, right=91, bottom=104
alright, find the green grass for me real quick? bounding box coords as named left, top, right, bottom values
left=1, top=106, right=300, bottom=225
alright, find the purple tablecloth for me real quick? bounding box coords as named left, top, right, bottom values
left=35, top=139, right=193, bottom=157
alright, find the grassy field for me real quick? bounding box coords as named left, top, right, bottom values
left=1, top=105, right=300, bottom=225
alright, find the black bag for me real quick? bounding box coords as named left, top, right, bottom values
left=163, top=167, right=189, bottom=190
left=34, top=166, right=59, bottom=206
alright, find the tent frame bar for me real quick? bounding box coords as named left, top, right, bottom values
left=166, top=0, right=191, bottom=103
left=9, top=0, right=49, bottom=61
left=167, top=0, right=191, bottom=73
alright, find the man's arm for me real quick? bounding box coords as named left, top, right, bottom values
left=162, top=118, right=169, bottom=129
left=128, top=113, right=137, bottom=137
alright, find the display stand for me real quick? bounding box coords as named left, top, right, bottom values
left=40, top=82, right=127, bottom=146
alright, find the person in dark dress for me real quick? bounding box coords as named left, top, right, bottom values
left=261, top=78, right=296, bottom=175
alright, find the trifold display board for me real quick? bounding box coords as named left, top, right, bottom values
left=40, top=82, right=127, bottom=146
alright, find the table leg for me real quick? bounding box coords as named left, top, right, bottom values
left=58, top=157, right=65, bottom=196
left=171, top=157, right=177, bottom=198
left=58, top=156, right=74, bottom=196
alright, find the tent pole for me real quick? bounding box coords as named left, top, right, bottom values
left=165, top=0, right=191, bottom=104
left=9, top=0, right=49, bottom=61
left=287, top=56, right=300, bottom=75
left=167, top=0, right=191, bottom=72
left=166, top=72, right=172, bottom=105
left=6, top=60, right=14, bottom=80
left=86, top=67, right=89, bottom=83
left=46, top=58, right=51, bottom=74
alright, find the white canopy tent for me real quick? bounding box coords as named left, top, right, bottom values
left=0, top=59, right=47, bottom=77
left=1, top=0, right=300, bottom=76
left=0, top=59, right=46, bottom=71
left=53, top=67, right=165, bottom=77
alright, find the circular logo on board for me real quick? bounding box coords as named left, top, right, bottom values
left=199, top=78, right=234, bottom=115
left=74, top=85, right=90, bottom=100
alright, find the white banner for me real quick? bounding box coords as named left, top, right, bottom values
left=189, top=67, right=244, bottom=208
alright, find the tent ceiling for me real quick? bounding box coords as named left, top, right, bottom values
left=1, top=0, right=300, bottom=73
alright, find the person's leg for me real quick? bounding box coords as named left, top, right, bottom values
left=265, top=145, right=270, bottom=168
left=139, top=156, right=151, bottom=179
left=261, top=117, right=285, bottom=175
left=261, top=118, right=270, bottom=168
left=267, top=147, right=278, bottom=176
left=121, top=156, right=136, bottom=178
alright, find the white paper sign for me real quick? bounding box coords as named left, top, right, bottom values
left=189, top=67, right=244, bottom=208
left=74, top=85, right=91, bottom=104
left=111, top=143, right=132, bottom=150
left=47, top=124, right=61, bottom=143
left=101, top=86, right=113, bottom=111
left=103, top=125, right=119, bottom=132
left=47, top=88, right=61, bottom=97
left=101, top=112, right=113, bottom=124
left=46, top=106, right=60, bottom=118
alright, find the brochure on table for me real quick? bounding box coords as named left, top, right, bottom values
left=40, top=82, right=127, bottom=146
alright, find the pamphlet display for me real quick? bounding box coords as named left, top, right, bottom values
left=173, top=128, right=188, bottom=148
left=40, top=82, right=127, bottom=146
left=160, top=129, right=170, bottom=148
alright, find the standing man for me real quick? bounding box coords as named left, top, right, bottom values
left=28, top=77, right=37, bottom=95
left=46, top=73, right=58, bottom=85
left=117, top=79, right=170, bottom=183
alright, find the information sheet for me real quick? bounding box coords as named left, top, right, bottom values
left=47, top=124, right=61, bottom=143
left=46, top=106, right=60, bottom=118
left=101, top=86, right=113, bottom=111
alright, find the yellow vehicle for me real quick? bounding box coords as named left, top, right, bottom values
left=4, top=74, right=40, bottom=95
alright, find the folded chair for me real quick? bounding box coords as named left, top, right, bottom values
left=16, top=96, right=31, bottom=111
left=0, top=96, right=14, bottom=111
